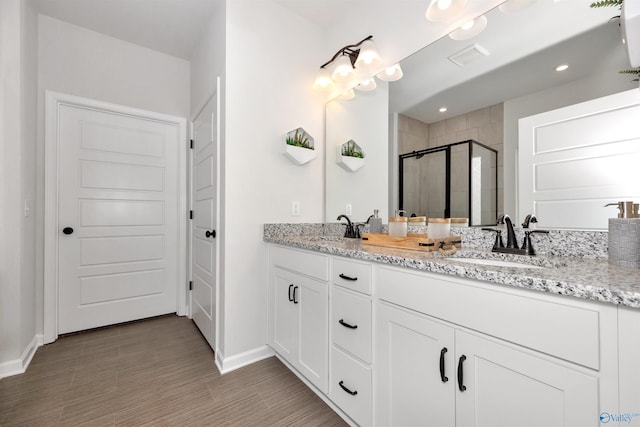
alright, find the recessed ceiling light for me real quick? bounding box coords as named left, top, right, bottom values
left=555, top=64, right=569, bottom=72
left=439, top=107, right=448, bottom=112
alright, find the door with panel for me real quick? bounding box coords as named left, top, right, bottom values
left=376, top=302, right=455, bottom=427
left=454, top=330, right=599, bottom=427
left=191, top=93, right=218, bottom=349
left=57, top=102, right=182, bottom=334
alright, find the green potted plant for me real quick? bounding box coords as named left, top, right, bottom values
left=283, top=127, right=316, bottom=165
left=337, top=140, right=365, bottom=172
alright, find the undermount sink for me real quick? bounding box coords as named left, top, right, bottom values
left=450, top=257, right=543, bottom=269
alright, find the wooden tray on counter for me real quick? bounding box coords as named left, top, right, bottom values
left=361, top=233, right=461, bottom=252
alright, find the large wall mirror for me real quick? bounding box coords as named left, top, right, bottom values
left=325, top=0, right=636, bottom=228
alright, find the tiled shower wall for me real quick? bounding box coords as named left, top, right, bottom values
left=398, top=104, right=504, bottom=219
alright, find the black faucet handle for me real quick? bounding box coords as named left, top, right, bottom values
left=521, top=229, right=549, bottom=255
left=481, top=228, right=504, bottom=250
left=355, top=223, right=365, bottom=238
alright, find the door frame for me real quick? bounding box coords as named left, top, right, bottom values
left=188, top=79, right=221, bottom=353
left=44, top=91, right=188, bottom=344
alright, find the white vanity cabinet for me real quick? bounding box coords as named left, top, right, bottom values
left=267, top=243, right=625, bottom=427
left=268, top=246, right=329, bottom=393
left=329, top=257, right=373, bottom=427
left=375, top=265, right=618, bottom=427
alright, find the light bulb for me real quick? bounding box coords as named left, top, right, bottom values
left=437, top=0, right=452, bottom=10
left=461, top=19, right=475, bottom=30
left=355, top=78, right=377, bottom=92
left=376, top=63, right=403, bottom=82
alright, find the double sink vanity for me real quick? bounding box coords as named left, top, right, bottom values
left=265, top=223, right=640, bottom=427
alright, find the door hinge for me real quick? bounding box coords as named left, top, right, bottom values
left=189, top=210, right=193, bottom=220
left=189, top=281, right=193, bottom=291
left=190, top=139, right=194, bottom=149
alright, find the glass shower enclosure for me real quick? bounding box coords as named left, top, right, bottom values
left=399, top=140, right=498, bottom=226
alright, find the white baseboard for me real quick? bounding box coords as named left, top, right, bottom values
left=215, top=345, right=274, bottom=375
left=0, top=334, right=43, bottom=379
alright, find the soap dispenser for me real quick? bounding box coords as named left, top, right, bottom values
left=369, top=209, right=383, bottom=233
left=389, top=210, right=408, bottom=237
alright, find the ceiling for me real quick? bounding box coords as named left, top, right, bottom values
left=32, top=0, right=218, bottom=60
left=32, top=0, right=625, bottom=120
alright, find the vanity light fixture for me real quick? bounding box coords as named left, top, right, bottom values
left=426, top=0, right=468, bottom=23
left=555, top=64, right=569, bottom=72
left=338, top=89, right=356, bottom=100
left=449, top=15, right=488, bottom=40
left=314, top=35, right=382, bottom=89
left=355, top=78, right=377, bottom=92
left=312, top=68, right=333, bottom=90
left=376, top=63, right=404, bottom=82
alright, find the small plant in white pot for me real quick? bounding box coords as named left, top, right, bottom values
left=283, top=127, right=316, bottom=165
left=337, top=140, right=365, bottom=172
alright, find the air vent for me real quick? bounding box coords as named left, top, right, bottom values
left=448, top=43, right=490, bottom=67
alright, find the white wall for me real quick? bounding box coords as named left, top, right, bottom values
left=326, top=83, right=389, bottom=222
left=36, top=15, right=191, bottom=338
left=221, top=0, right=326, bottom=358
left=0, top=0, right=38, bottom=375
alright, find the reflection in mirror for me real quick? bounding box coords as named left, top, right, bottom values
left=399, top=140, right=497, bottom=226
left=325, top=82, right=389, bottom=223
left=324, top=0, right=636, bottom=228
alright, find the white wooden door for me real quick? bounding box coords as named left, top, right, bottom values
left=376, top=302, right=455, bottom=427
left=518, top=88, right=640, bottom=229
left=57, top=102, right=182, bottom=334
left=455, top=330, right=599, bottom=427
left=191, top=94, right=218, bottom=349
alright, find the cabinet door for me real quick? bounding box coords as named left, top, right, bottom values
left=376, top=302, right=455, bottom=427
left=455, top=330, right=599, bottom=427
left=298, top=276, right=329, bottom=393
left=271, top=268, right=298, bottom=362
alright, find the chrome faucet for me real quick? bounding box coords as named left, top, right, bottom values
left=337, top=214, right=358, bottom=238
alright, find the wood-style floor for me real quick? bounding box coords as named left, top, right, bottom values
left=0, top=315, right=347, bottom=426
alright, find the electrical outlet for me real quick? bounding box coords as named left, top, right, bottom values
left=291, top=201, right=301, bottom=217
left=345, top=203, right=352, bottom=215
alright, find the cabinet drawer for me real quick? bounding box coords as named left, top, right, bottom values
left=330, top=347, right=372, bottom=427
left=270, top=245, right=329, bottom=281
left=332, top=257, right=372, bottom=295
left=377, top=266, right=606, bottom=370
left=331, top=286, right=372, bottom=363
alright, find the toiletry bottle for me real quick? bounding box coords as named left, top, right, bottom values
left=370, top=209, right=383, bottom=233
left=389, top=210, right=408, bottom=237
left=604, top=202, right=625, bottom=218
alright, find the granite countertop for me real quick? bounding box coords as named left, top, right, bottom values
left=264, top=230, right=640, bottom=309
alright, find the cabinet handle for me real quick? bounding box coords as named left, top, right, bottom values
left=288, top=284, right=294, bottom=302
left=338, top=319, right=358, bottom=329
left=338, top=380, right=358, bottom=396
left=439, top=347, right=448, bottom=383
left=339, top=273, right=358, bottom=281
left=293, top=286, right=299, bottom=304
left=457, top=355, right=467, bottom=392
